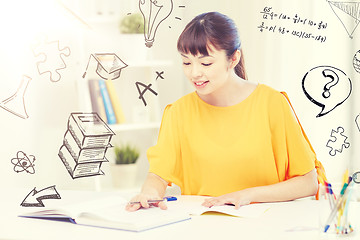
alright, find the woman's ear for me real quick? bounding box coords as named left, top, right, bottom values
left=229, top=49, right=241, bottom=69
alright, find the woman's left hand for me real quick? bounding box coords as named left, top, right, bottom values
left=202, top=189, right=253, bottom=209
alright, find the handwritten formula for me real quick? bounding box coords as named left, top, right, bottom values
left=258, top=6, right=327, bottom=43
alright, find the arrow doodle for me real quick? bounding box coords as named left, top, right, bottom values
left=20, top=185, right=61, bottom=207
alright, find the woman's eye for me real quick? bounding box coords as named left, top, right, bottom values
left=183, top=62, right=191, bottom=66
left=202, top=63, right=212, bottom=66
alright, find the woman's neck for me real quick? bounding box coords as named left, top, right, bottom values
left=197, top=76, right=256, bottom=107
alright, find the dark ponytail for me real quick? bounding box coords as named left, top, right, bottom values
left=177, top=12, right=247, bottom=80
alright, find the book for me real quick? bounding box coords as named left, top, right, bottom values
left=104, top=79, right=126, bottom=124
left=98, top=79, right=117, bottom=124
left=58, top=144, right=107, bottom=179
left=177, top=195, right=273, bottom=218
left=63, top=130, right=110, bottom=162
left=88, top=79, right=107, bottom=122
left=67, top=112, right=115, bottom=149
left=19, top=195, right=191, bottom=232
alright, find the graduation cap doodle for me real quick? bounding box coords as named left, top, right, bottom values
left=82, top=53, right=128, bottom=80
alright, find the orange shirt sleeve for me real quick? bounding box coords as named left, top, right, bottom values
left=147, top=104, right=183, bottom=188
left=269, top=92, right=315, bottom=180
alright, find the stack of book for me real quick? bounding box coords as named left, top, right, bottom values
left=58, top=113, right=115, bottom=179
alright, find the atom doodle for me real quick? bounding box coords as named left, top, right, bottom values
left=11, top=151, right=36, bottom=174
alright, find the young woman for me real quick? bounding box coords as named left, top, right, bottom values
left=126, top=12, right=324, bottom=211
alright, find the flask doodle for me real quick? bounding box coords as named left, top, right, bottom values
left=302, top=66, right=352, bottom=117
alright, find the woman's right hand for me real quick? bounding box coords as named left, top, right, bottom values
left=125, top=193, right=168, bottom=211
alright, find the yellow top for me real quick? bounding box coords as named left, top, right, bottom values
left=147, top=84, right=315, bottom=196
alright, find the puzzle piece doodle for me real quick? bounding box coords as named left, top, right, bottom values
left=32, top=37, right=71, bottom=82
left=326, top=126, right=350, bottom=156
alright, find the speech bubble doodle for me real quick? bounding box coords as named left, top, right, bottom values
left=302, top=66, right=352, bottom=117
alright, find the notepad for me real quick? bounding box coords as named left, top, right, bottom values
left=19, top=196, right=191, bottom=232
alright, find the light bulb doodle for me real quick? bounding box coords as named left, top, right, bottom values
left=168, top=4, right=185, bottom=28
left=136, top=81, right=158, bottom=106
left=0, top=75, right=31, bottom=119
left=302, top=66, right=352, bottom=117
left=11, top=151, right=36, bottom=174
left=139, top=0, right=174, bottom=48
left=326, top=126, right=350, bottom=156
left=32, top=37, right=71, bottom=82
left=20, top=185, right=61, bottom=207
left=82, top=53, right=128, bottom=81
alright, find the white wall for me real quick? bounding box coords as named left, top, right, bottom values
left=0, top=0, right=358, bottom=193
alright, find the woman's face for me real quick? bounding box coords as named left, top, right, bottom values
left=180, top=45, right=232, bottom=96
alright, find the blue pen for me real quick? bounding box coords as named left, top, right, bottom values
left=129, top=196, right=177, bottom=205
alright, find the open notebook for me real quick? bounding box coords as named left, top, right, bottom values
left=19, top=196, right=190, bottom=232
left=19, top=195, right=272, bottom=232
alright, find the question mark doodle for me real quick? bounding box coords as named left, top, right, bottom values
left=302, top=65, right=352, bottom=117
left=322, top=69, right=339, bottom=98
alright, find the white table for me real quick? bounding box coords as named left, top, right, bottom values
left=1, top=188, right=359, bottom=240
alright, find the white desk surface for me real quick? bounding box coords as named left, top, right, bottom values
left=1, top=188, right=359, bottom=240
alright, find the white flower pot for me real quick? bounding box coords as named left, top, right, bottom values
left=110, top=163, right=138, bottom=189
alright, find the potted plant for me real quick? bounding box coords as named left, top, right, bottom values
left=110, top=143, right=140, bottom=189
left=119, top=12, right=145, bottom=34
left=118, top=12, right=148, bottom=61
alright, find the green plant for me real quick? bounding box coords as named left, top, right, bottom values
left=114, top=144, right=140, bottom=164
left=119, top=13, right=145, bottom=34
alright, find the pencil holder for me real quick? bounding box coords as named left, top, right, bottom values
left=318, top=183, right=356, bottom=238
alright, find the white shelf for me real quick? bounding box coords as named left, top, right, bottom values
left=108, top=122, right=161, bottom=132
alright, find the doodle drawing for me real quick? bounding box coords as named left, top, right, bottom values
left=135, top=81, right=158, bottom=106
left=139, top=0, right=174, bottom=47
left=353, top=171, right=360, bottom=183
left=20, top=185, right=61, bottom=207
left=156, top=71, right=164, bottom=80
left=11, top=151, right=36, bottom=174
left=82, top=53, right=128, bottom=80
left=32, top=37, right=71, bottom=82
left=326, top=126, right=350, bottom=156
left=356, top=114, right=360, bottom=132
left=327, top=0, right=360, bottom=39
left=58, top=113, right=115, bottom=179
left=0, top=75, right=31, bottom=119
left=354, top=50, right=360, bottom=74
left=302, top=66, right=352, bottom=117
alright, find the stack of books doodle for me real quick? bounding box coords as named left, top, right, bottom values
left=58, top=112, right=115, bottom=179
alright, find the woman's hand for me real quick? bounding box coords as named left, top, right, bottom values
left=202, top=189, right=253, bottom=209
left=126, top=193, right=168, bottom=211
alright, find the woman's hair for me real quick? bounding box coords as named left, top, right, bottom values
left=177, top=12, right=247, bottom=80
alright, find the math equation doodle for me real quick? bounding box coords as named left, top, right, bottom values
left=327, top=0, right=360, bottom=39
left=302, top=66, right=352, bottom=117
left=258, top=6, right=327, bottom=43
